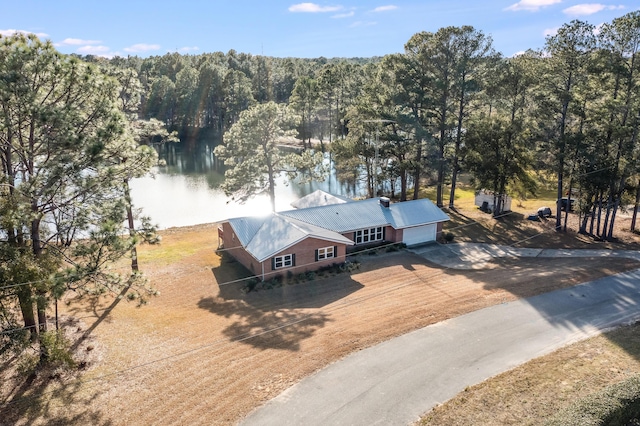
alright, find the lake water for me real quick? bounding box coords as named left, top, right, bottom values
left=129, top=142, right=365, bottom=229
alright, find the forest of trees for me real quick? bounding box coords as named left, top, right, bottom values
left=81, top=12, right=639, bottom=239
left=1, top=11, right=639, bottom=360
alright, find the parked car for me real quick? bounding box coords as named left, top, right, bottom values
left=537, top=206, right=552, bottom=218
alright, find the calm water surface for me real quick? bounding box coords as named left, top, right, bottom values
left=129, top=142, right=364, bottom=229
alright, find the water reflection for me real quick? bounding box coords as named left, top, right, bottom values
left=129, top=141, right=365, bottom=229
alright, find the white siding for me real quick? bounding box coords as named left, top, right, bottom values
left=402, top=224, right=437, bottom=246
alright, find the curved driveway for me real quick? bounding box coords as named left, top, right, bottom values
left=241, top=246, right=640, bottom=425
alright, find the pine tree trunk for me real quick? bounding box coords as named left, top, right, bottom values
left=631, top=183, right=640, bottom=232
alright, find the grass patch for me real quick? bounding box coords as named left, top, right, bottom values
left=420, top=322, right=640, bottom=425
left=137, top=227, right=216, bottom=264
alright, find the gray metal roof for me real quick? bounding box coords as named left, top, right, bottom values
left=225, top=197, right=449, bottom=262
left=228, top=213, right=353, bottom=262
left=386, top=198, right=451, bottom=228
left=290, top=189, right=354, bottom=209
left=280, top=197, right=449, bottom=232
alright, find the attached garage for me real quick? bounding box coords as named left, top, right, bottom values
left=402, top=223, right=437, bottom=246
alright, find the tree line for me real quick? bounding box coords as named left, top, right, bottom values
left=93, top=12, right=640, bottom=242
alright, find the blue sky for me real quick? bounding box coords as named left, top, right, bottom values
left=1, top=1, right=636, bottom=59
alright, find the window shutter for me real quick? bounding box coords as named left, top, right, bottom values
left=315, top=249, right=319, bottom=261
left=383, top=227, right=386, bottom=241
left=292, top=253, right=296, bottom=266
left=271, top=257, right=275, bottom=270
left=334, top=246, right=338, bottom=258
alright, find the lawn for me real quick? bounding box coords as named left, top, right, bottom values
left=1, top=196, right=640, bottom=425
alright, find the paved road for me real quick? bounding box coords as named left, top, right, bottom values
left=242, top=265, right=640, bottom=425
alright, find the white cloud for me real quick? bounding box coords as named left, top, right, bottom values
left=349, top=21, right=377, bottom=28
left=289, top=3, right=343, bottom=12
left=178, top=46, right=200, bottom=53
left=0, top=28, right=48, bottom=38
left=56, top=38, right=101, bottom=46
left=563, top=3, right=625, bottom=16
left=543, top=27, right=559, bottom=37
left=123, top=43, right=161, bottom=53
left=333, top=11, right=355, bottom=18
left=76, top=45, right=112, bottom=56
left=372, top=5, right=397, bottom=12
left=505, top=0, right=562, bottom=12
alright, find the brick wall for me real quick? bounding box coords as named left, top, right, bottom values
left=263, top=237, right=348, bottom=280
left=222, top=222, right=349, bottom=281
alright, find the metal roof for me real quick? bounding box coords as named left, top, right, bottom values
left=225, top=197, right=449, bottom=262
left=386, top=198, right=451, bottom=228
left=290, top=189, right=354, bottom=209
left=229, top=213, right=353, bottom=263
left=280, top=197, right=449, bottom=232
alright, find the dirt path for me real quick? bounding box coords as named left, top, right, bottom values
left=2, top=225, right=639, bottom=425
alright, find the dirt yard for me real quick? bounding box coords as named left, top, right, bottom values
left=2, top=211, right=640, bottom=425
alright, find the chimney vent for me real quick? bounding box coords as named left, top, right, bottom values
left=380, top=197, right=390, bottom=208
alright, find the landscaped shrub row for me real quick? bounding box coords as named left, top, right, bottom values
left=350, top=242, right=407, bottom=256
left=241, top=261, right=361, bottom=293
left=545, top=374, right=640, bottom=426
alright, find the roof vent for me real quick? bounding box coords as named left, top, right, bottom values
left=380, top=197, right=390, bottom=208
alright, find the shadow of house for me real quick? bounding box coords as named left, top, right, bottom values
left=197, top=296, right=333, bottom=352
left=206, top=260, right=365, bottom=351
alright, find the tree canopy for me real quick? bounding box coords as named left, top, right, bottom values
left=0, top=34, right=157, bottom=359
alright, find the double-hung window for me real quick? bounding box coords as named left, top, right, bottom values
left=316, top=246, right=335, bottom=261
left=354, top=227, right=384, bottom=244
left=273, top=254, right=294, bottom=269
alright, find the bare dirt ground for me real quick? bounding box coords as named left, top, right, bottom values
left=2, top=211, right=640, bottom=425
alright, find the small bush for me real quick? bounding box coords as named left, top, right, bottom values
left=444, top=232, right=455, bottom=242
left=17, top=353, right=39, bottom=376
left=40, top=331, right=76, bottom=369
left=385, top=243, right=405, bottom=252
left=246, top=278, right=258, bottom=292
left=545, top=374, right=640, bottom=426
left=305, top=271, right=316, bottom=281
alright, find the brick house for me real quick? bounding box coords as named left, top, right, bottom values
left=219, top=197, right=449, bottom=281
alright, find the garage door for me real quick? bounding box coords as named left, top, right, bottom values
left=402, top=224, right=437, bottom=246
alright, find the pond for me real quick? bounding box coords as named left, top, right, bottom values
left=129, top=141, right=365, bottom=229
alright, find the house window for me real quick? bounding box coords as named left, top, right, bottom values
left=273, top=254, right=294, bottom=269
left=316, top=246, right=335, bottom=261
left=355, top=227, right=384, bottom=244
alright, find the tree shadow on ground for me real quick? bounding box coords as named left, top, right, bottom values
left=0, top=359, right=111, bottom=426
left=206, top=258, right=364, bottom=351
left=429, top=249, right=640, bottom=361
left=445, top=208, right=640, bottom=250
left=0, top=380, right=113, bottom=426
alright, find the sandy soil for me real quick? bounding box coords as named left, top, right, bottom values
left=2, top=214, right=640, bottom=425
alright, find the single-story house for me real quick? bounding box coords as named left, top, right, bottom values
left=219, top=196, right=449, bottom=281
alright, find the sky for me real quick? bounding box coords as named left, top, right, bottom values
left=1, top=1, right=637, bottom=59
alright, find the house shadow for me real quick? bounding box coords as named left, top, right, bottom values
left=206, top=259, right=364, bottom=351
left=197, top=296, right=332, bottom=351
